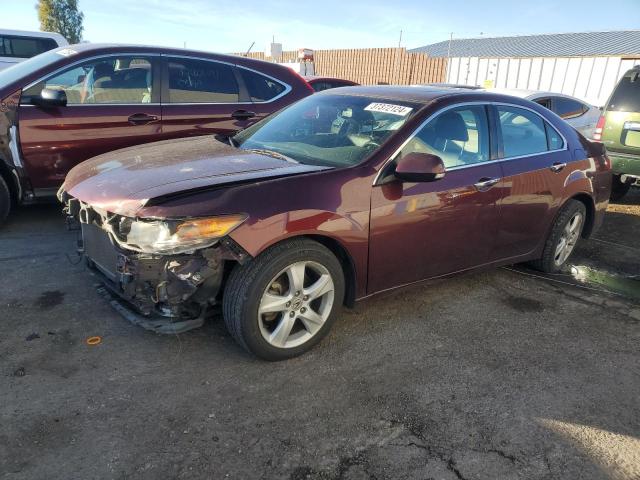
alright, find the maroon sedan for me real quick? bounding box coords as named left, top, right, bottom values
left=0, top=43, right=313, bottom=224
left=304, top=75, right=358, bottom=92
left=59, top=86, right=611, bottom=360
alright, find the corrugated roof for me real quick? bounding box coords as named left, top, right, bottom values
left=410, top=31, right=640, bottom=58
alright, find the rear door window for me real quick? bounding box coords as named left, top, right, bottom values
left=167, top=57, right=239, bottom=103
left=607, top=69, right=640, bottom=112
left=0, top=35, right=58, bottom=58
left=497, top=106, right=562, bottom=157
left=552, top=97, right=586, bottom=119
left=22, top=56, right=154, bottom=104
left=238, top=68, right=287, bottom=102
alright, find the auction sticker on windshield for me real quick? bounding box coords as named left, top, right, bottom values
left=56, top=48, right=78, bottom=57
left=364, top=103, right=413, bottom=116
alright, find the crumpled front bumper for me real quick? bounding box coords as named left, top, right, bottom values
left=66, top=199, right=249, bottom=334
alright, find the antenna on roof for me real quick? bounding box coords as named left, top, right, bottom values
left=245, top=41, right=255, bottom=56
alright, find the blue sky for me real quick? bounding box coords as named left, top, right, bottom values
left=5, top=0, right=640, bottom=53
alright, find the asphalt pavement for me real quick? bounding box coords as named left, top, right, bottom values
left=1, top=192, right=639, bottom=480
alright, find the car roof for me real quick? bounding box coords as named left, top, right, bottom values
left=53, top=43, right=281, bottom=70
left=0, top=28, right=68, bottom=44
left=305, top=75, right=354, bottom=82
left=316, top=85, right=478, bottom=104
left=489, top=88, right=537, bottom=98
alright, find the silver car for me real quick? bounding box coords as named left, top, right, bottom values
left=490, top=88, right=601, bottom=139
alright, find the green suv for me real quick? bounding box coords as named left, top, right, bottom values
left=595, top=65, right=640, bottom=200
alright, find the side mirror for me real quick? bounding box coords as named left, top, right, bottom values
left=32, top=88, right=67, bottom=108
left=395, top=152, right=446, bottom=182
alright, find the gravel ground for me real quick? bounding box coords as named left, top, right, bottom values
left=1, top=190, right=639, bottom=480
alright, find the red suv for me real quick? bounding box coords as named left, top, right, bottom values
left=0, top=43, right=313, bottom=224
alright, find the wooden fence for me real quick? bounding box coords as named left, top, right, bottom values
left=234, top=48, right=447, bottom=86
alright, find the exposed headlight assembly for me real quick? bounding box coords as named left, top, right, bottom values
left=119, top=215, right=247, bottom=255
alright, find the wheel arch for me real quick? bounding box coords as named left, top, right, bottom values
left=234, top=233, right=358, bottom=308
left=301, top=234, right=357, bottom=308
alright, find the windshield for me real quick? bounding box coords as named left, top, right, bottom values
left=0, top=49, right=66, bottom=89
left=234, top=94, right=419, bottom=167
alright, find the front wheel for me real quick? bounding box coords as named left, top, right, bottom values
left=531, top=200, right=586, bottom=273
left=610, top=174, right=631, bottom=202
left=223, top=238, right=345, bottom=360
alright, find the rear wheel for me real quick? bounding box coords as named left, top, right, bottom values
left=531, top=199, right=586, bottom=273
left=0, top=175, right=11, bottom=227
left=610, top=174, right=631, bottom=202
left=223, top=238, right=345, bottom=360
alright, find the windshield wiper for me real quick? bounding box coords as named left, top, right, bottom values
left=244, top=148, right=299, bottom=164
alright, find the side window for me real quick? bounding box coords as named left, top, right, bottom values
left=311, top=81, right=333, bottom=92
left=535, top=97, right=552, bottom=110
left=398, top=105, right=490, bottom=169
left=22, top=56, right=154, bottom=105
left=497, top=106, right=549, bottom=158
left=553, top=97, right=586, bottom=119
left=168, top=58, right=239, bottom=103
left=0, top=35, right=58, bottom=58
left=545, top=123, right=564, bottom=150
left=238, top=68, right=286, bottom=102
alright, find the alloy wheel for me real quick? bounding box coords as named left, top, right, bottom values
left=553, top=211, right=584, bottom=267
left=258, top=261, right=335, bottom=349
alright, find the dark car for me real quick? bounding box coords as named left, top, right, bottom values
left=0, top=43, right=313, bottom=224
left=59, top=86, right=611, bottom=360
left=305, top=75, right=358, bottom=92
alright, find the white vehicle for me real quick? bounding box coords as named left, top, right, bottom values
left=0, top=29, right=68, bottom=71
left=490, top=88, right=601, bottom=139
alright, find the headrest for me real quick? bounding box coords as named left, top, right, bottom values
left=93, top=62, right=115, bottom=78
left=433, top=111, right=468, bottom=142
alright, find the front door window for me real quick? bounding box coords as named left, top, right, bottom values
left=21, top=56, right=154, bottom=105
left=397, top=105, right=490, bottom=169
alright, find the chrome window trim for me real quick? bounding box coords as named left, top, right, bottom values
left=20, top=103, right=161, bottom=107
left=164, top=54, right=292, bottom=105
left=22, top=52, right=161, bottom=93
left=373, top=100, right=568, bottom=185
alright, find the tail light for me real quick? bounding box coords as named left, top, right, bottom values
left=593, top=115, right=606, bottom=141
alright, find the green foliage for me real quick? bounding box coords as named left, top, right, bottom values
left=36, top=0, right=84, bottom=44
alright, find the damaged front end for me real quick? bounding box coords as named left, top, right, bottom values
left=61, top=193, right=250, bottom=334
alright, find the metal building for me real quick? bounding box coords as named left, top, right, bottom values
left=411, top=31, right=640, bottom=107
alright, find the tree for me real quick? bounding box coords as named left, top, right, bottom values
left=36, top=0, right=84, bottom=44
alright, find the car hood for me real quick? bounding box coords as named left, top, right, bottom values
left=62, top=135, right=329, bottom=217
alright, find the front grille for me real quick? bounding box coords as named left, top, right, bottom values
left=82, top=223, right=120, bottom=281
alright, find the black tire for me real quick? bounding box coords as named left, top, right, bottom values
left=0, top=175, right=11, bottom=227
left=222, top=238, right=345, bottom=361
left=610, top=174, right=631, bottom=202
left=531, top=199, right=586, bottom=273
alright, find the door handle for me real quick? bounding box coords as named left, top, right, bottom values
left=473, top=177, right=500, bottom=191
left=232, top=110, right=256, bottom=120
left=128, top=113, right=158, bottom=125
left=549, top=162, right=567, bottom=173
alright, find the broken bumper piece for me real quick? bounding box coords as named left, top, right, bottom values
left=96, top=285, right=205, bottom=334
